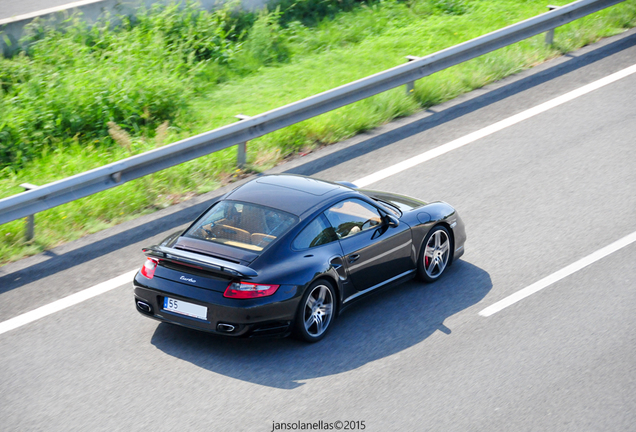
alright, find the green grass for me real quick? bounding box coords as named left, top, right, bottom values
left=1, top=0, right=635, bottom=264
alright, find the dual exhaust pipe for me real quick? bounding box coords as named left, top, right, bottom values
left=217, top=323, right=235, bottom=332
left=136, top=300, right=152, bottom=314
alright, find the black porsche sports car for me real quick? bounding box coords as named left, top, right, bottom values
left=133, top=174, right=466, bottom=342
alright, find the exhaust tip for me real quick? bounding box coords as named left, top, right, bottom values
left=217, top=323, right=235, bottom=333
left=136, top=300, right=152, bottom=314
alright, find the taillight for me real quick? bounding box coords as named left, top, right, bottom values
left=224, top=282, right=280, bottom=299
left=140, top=258, right=158, bottom=279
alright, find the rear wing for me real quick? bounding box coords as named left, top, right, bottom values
left=143, top=245, right=258, bottom=279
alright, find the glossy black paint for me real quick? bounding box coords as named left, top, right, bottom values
left=133, top=174, right=466, bottom=339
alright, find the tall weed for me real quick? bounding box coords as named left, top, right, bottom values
left=0, top=0, right=635, bottom=264
left=0, top=2, right=257, bottom=170
left=241, top=8, right=290, bottom=67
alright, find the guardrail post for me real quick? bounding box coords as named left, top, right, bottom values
left=545, top=5, right=560, bottom=45
left=0, top=0, right=624, bottom=228
left=405, top=56, right=420, bottom=96
left=235, top=114, right=251, bottom=169
left=19, top=183, right=38, bottom=242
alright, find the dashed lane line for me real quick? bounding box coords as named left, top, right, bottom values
left=2, top=64, right=636, bottom=336
left=479, top=230, right=636, bottom=317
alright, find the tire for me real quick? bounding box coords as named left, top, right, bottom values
left=294, top=279, right=336, bottom=343
left=417, top=225, right=451, bottom=283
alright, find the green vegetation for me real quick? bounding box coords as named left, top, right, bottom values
left=1, top=0, right=635, bottom=264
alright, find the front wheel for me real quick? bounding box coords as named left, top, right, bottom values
left=418, top=225, right=451, bottom=283
left=294, top=279, right=336, bottom=343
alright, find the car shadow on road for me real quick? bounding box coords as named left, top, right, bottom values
left=151, top=260, right=491, bottom=389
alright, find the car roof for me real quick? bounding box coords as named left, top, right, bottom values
left=224, top=175, right=354, bottom=216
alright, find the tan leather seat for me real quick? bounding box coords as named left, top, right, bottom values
left=251, top=233, right=276, bottom=247
left=210, top=224, right=252, bottom=244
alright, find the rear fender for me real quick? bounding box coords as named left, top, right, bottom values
left=402, top=201, right=457, bottom=264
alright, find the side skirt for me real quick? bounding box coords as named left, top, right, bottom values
left=340, top=269, right=416, bottom=312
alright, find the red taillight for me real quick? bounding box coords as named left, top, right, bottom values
left=140, top=258, right=158, bottom=279
left=224, top=282, right=280, bottom=299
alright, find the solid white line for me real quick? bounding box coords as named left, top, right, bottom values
left=479, top=231, right=636, bottom=317
left=0, top=269, right=138, bottom=336
left=353, top=63, right=636, bottom=187
left=0, top=0, right=105, bottom=25
left=3, top=64, right=636, bottom=338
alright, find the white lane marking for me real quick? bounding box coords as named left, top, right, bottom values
left=0, top=1, right=102, bottom=24
left=479, top=231, right=636, bottom=317
left=353, top=63, right=636, bottom=187
left=3, top=64, right=636, bottom=337
left=0, top=269, right=138, bottom=336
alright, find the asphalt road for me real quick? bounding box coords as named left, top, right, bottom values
left=1, top=30, right=635, bottom=431
left=0, top=0, right=79, bottom=20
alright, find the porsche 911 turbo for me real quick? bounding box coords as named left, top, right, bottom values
left=133, top=174, right=466, bottom=342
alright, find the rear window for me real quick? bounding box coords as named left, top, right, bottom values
left=185, top=201, right=298, bottom=252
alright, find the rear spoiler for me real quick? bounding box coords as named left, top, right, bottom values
left=143, top=245, right=258, bottom=279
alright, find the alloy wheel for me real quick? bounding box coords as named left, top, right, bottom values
left=303, top=284, right=334, bottom=338
left=423, top=228, right=450, bottom=279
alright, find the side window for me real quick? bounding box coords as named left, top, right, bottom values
left=293, top=215, right=338, bottom=250
left=324, top=199, right=382, bottom=239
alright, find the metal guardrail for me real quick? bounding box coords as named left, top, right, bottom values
left=0, top=0, right=625, bottom=230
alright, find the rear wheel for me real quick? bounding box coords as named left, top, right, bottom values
left=418, top=225, right=451, bottom=283
left=294, top=279, right=336, bottom=343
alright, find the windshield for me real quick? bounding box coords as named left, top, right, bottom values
left=185, top=201, right=298, bottom=252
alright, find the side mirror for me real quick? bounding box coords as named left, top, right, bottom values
left=385, top=214, right=400, bottom=227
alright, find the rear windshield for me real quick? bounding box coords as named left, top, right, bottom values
left=185, top=201, right=298, bottom=252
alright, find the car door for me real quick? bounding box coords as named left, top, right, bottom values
left=324, top=198, right=413, bottom=293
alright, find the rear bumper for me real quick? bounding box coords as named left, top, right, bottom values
left=133, top=272, right=301, bottom=338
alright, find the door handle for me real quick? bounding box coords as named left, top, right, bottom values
left=348, top=254, right=360, bottom=263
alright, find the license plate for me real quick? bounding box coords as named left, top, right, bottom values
left=163, top=297, right=208, bottom=320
